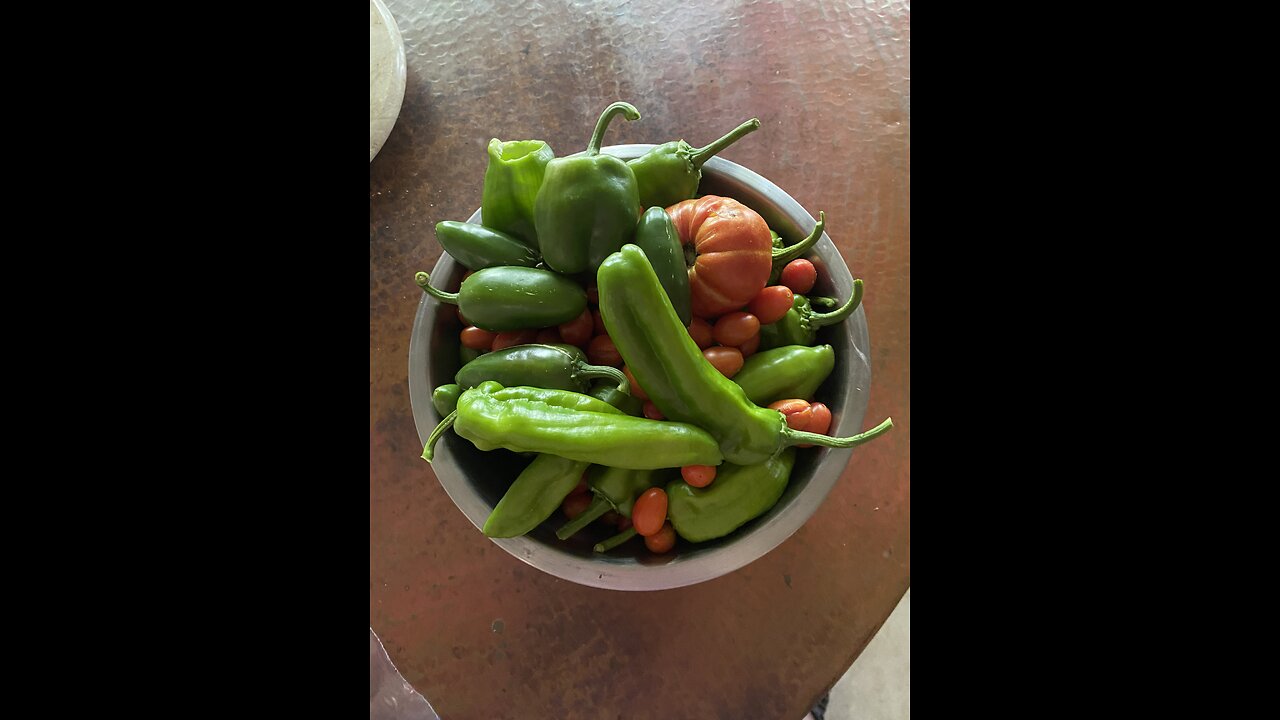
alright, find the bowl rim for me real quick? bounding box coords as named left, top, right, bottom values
left=407, top=144, right=871, bottom=591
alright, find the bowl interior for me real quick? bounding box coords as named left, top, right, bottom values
left=407, top=145, right=871, bottom=590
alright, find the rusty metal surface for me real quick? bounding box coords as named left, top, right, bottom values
left=370, top=1, right=909, bottom=717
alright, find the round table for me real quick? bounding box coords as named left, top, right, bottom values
left=369, top=2, right=910, bottom=718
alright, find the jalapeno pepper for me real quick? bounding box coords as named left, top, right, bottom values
left=422, top=381, right=722, bottom=469
left=431, top=383, right=462, bottom=417
left=589, top=380, right=645, bottom=417
left=597, top=244, right=892, bottom=465
left=555, top=465, right=663, bottom=539
left=415, top=267, right=587, bottom=332
left=758, top=282, right=863, bottom=350
left=434, top=221, right=540, bottom=270
left=459, top=345, right=484, bottom=366
left=535, top=102, right=643, bottom=275
left=455, top=343, right=629, bottom=395
left=666, top=448, right=795, bottom=543
left=733, top=345, right=835, bottom=406
left=481, top=139, right=554, bottom=248
left=626, top=118, right=760, bottom=210
left=632, top=207, right=692, bottom=326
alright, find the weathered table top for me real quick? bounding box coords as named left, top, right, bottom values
left=370, top=1, right=909, bottom=717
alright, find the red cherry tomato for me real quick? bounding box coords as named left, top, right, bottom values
left=562, top=492, right=593, bottom=520
left=460, top=326, right=497, bottom=351
left=644, top=522, right=677, bottom=553
left=703, top=346, right=745, bottom=378
left=587, top=335, right=623, bottom=367
left=712, top=312, right=761, bottom=347
left=688, top=317, right=715, bottom=349
left=491, top=329, right=537, bottom=351
left=558, top=309, right=594, bottom=347
left=535, top=327, right=562, bottom=344
left=798, top=402, right=834, bottom=448
left=622, top=366, right=648, bottom=400
left=748, top=285, right=795, bottom=325
left=631, top=488, right=668, bottom=537
left=780, top=259, right=817, bottom=295
left=737, top=332, right=761, bottom=357
left=592, top=309, right=607, bottom=336
left=681, top=465, right=716, bottom=488
left=643, top=401, right=664, bottom=420
left=769, top=398, right=814, bottom=432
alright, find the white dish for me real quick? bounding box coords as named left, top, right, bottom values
left=370, top=0, right=406, bottom=162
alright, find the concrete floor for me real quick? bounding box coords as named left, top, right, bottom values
left=808, top=588, right=910, bottom=720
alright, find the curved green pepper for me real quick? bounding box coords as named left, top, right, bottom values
left=589, top=381, right=645, bottom=417
left=432, top=383, right=462, bottom=416
left=759, top=281, right=863, bottom=350
left=555, top=465, right=663, bottom=539
left=455, top=343, right=628, bottom=394
left=768, top=212, right=826, bottom=284
left=481, top=139, right=554, bottom=248
left=534, top=102, right=643, bottom=275
left=666, top=448, right=796, bottom=543
left=733, top=345, right=835, bottom=406
left=481, top=382, right=642, bottom=539
left=597, top=244, right=892, bottom=465
left=415, top=267, right=587, bottom=332
left=626, top=118, right=760, bottom=210
left=422, top=381, right=722, bottom=469
left=632, top=207, right=692, bottom=326
left=434, top=221, right=540, bottom=270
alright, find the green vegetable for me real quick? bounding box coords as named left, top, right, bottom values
left=759, top=282, right=863, bottom=350
left=555, top=465, right=662, bottom=539
left=459, top=345, right=484, bottom=366
left=597, top=244, right=892, bottom=465
left=589, top=381, right=645, bottom=417
left=422, top=381, right=723, bottom=469
left=632, top=207, right=692, bottom=326
left=431, top=383, right=462, bottom=416
left=415, top=266, right=587, bottom=332
left=733, top=345, right=835, bottom=406
left=626, top=118, right=760, bottom=210
left=768, top=212, right=825, bottom=284
left=534, top=102, right=643, bottom=275
left=434, top=221, right=540, bottom=270
left=666, top=449, right=796, bottom=542
left=481, top=139, right=554, bottom=248
left=455, top=343, right=628, bottom=394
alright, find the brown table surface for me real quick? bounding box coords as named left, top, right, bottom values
left=370, top=1, right=909, bottom=718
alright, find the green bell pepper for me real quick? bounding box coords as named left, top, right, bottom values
left=481, top=139, right=554, bottom=248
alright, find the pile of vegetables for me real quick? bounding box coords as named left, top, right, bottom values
left=417, top=102, right=892, bottom=556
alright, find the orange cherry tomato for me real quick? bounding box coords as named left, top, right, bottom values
left=460, top=326, right=497, bottom=351
left=749, top=285, right=794, bottom=325
left=631, top=488, right=668, bottom=536
left=558, top=308, right=594, bottom=347
left=643, top=522, right=677, bottom=553
left=622, top=366, right=648, bottom=400
left=768, top=398, right=814, bottom=432
left=780, top=259, right=817, bottom=295
left=702, top=346, right=745, bottom=378
left=712, top=312, right=760, bottom=347
left=688, top=317, right=715, bottom=349
left=797, top=402, right=833, bottom=448
left=592, top=309, right=607, bottom=336
left=587, top=335, right=623, bottom=367
left=737, top=332, right=761, bottom=357
left=681, top=465, right=716, bottom=488
left=491, top=329, right=537, bottom=351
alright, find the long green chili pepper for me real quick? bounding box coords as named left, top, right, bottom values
left=758, top=282, right=863, bottom=350
left=632, top=207, right=692, bottom=326
left=434, top=221, right=540, bottom=270
left=422, top=382, right=722, bottom=468
left=626, top=118, right=761, bottom=209
left=597, top=244, right=892, bottom=465
left=481, top=139, right=554, bottom=248
left=666, top=448, right=796, bottom=543
left=733, top=345, right=835, bottom=406
left=768, top=212, right=826, bottom=284
left=455, top=343, right=628, bottom=394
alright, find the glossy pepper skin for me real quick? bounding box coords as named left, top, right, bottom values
left=434, top=221, right=540, bottom=270
left=481, top=382, right=640, bottom=539
left=597, top=244, right=893, bottom=465
left=632, top=207, right=692, bottom=326
left=422, top=381, right=723, bottom=469
left=589, top=381, right=645, bottom=417
left=432, top=383, right=462, bottom=417
left=666, top=449, right=796, bottom=543
left=481, top=139, right=554, bottom=248
left=555, top=465, right=664, bottom=539
left=455, top=343, right=629, bottom=395
left=627, top=118, right=760, bottom=209
left=733, top=345, right=836, bottom=406
left=415, top=267, right=586, bottom=332
left=758, top=281, right=863, bottom=350
left=535, top=102, right=643, bottom=275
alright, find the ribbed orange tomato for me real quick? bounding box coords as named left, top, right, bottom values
left=666, top=196, right=773, bottom=319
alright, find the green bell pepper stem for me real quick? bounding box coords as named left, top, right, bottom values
left=587, top=102, right=641, bottom=156
left=784, top=416, right=893, bottom=448
left=555, top=496, right=612, bottom=539
left=812, top=278, right=863, bottom=328
left=594, top=527, right=638, bottom=553
left=689, top=118, right=761, bottom=168
left=421, top=409, right=456, bottom=462
left=416, top=271, right=456, bottom=304
left=771, top=211, right=826, bottom=267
